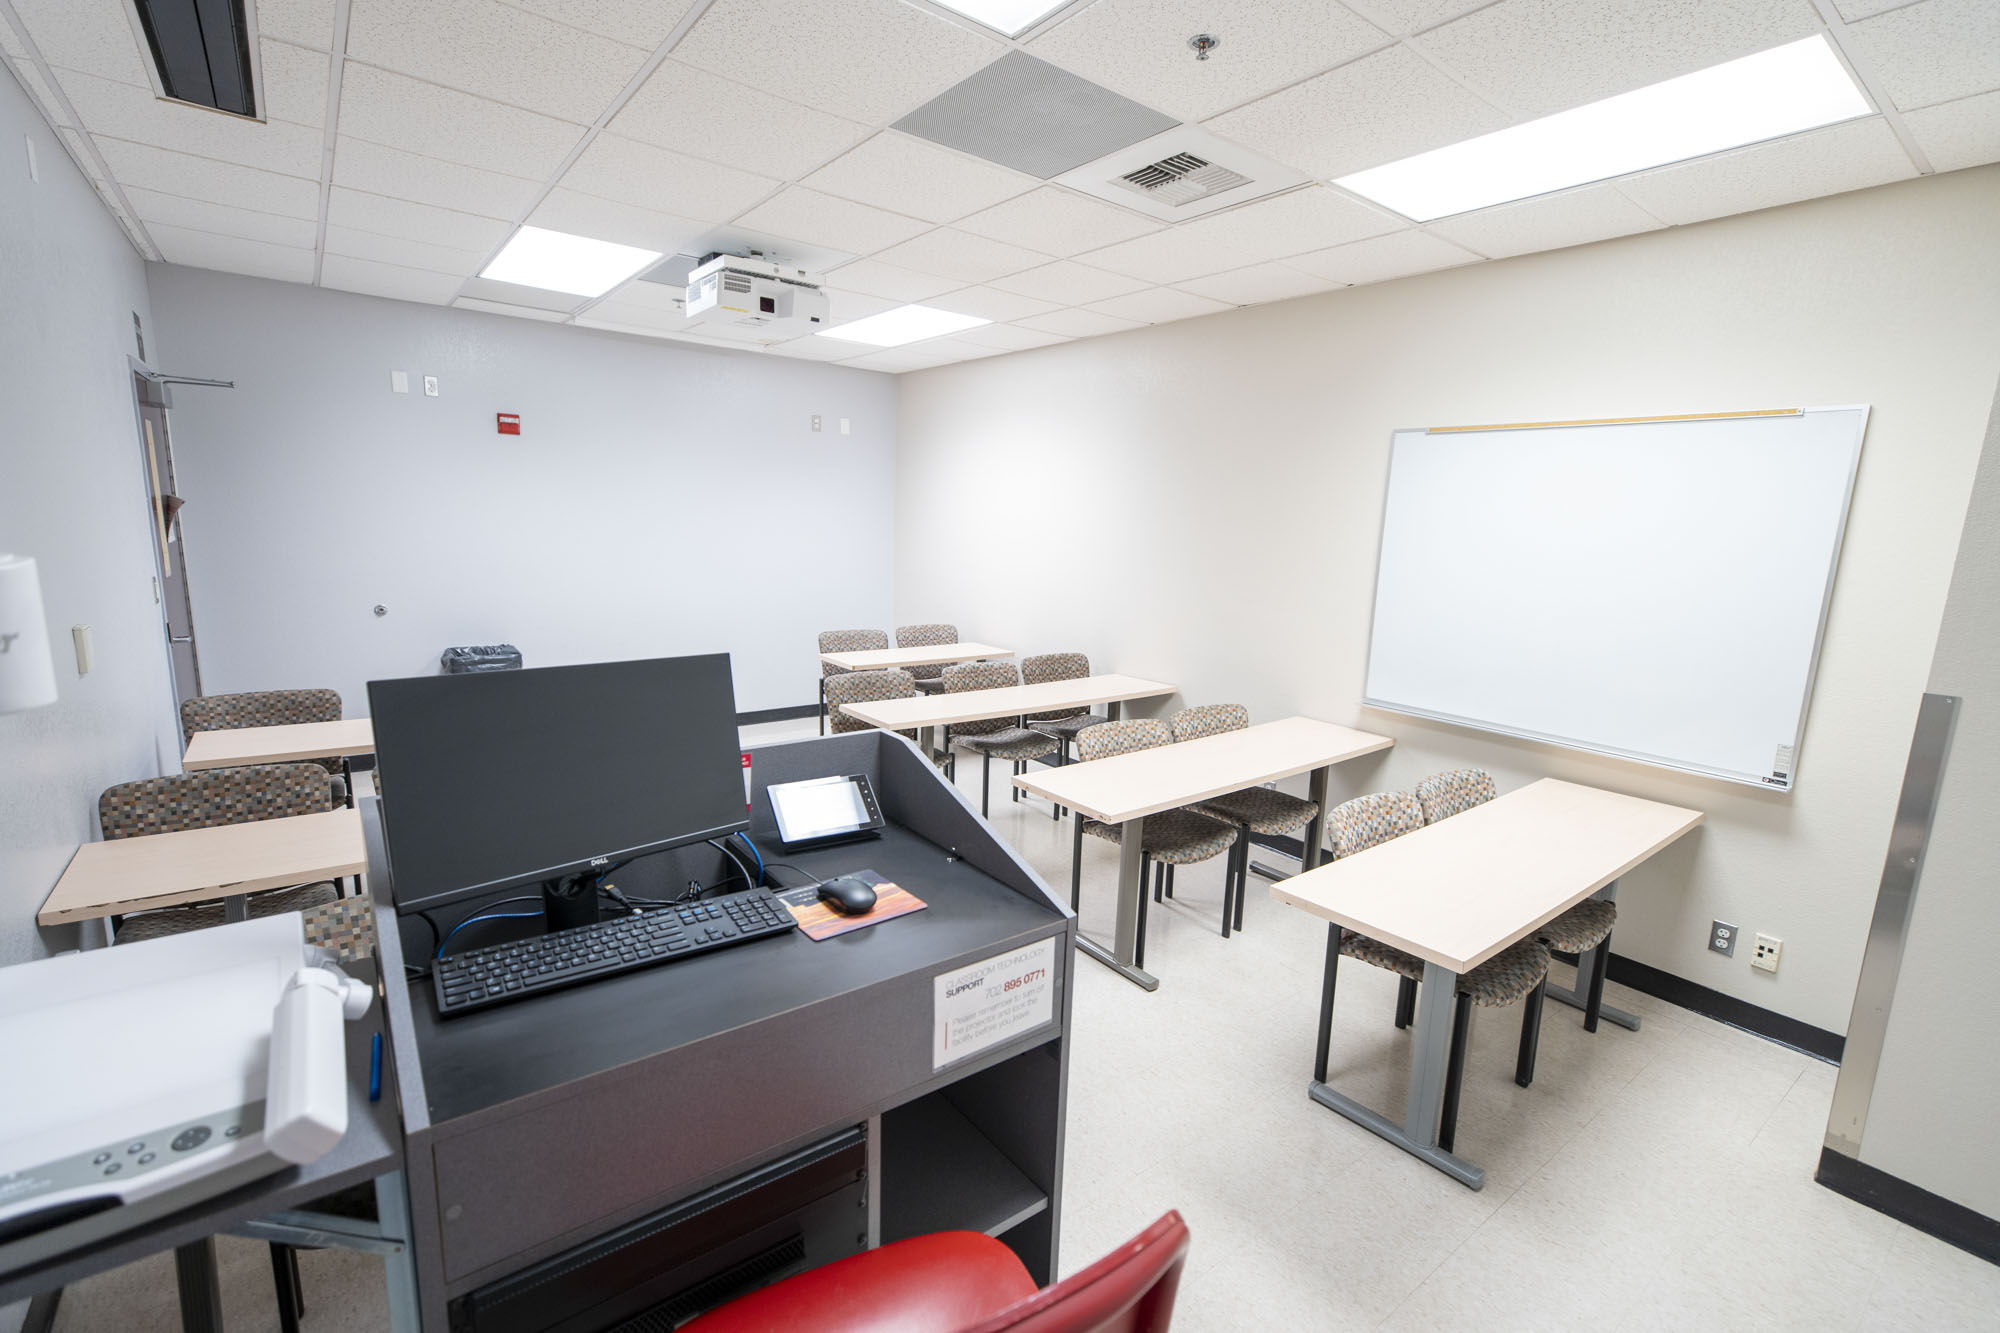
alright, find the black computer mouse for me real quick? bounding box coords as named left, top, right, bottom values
left=816, top=875, right=878, bottom=916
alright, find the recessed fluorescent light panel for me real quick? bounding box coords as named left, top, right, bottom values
left=479, top=226, right=662, bottom=298
left=1334, top=36, right=1872, bottom=222
left=930, top=1, right=1074, bottom=37
left=817, top=305, right=990, bottom=348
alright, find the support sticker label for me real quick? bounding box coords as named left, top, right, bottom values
left=933, top=938, right=1056, bottom=1070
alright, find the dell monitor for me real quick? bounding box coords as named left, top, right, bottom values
left=368, top=654, right=748, bottom=927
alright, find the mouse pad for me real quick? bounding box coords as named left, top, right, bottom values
left=776, top=869, right=927, bottom=941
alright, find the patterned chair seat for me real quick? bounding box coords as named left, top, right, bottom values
left=1338, top=932, right=1550, bottom=1007
left=1031, top=713, right=1107, bottom=741
left=1195, top=785, right=1318, bottom=836
left=114, top=882, right=341, bottom=945
left=1084, top=808, right=1238, bottom=866
left=301, top=892, right=378, bottom=965
left=953, top=726, right=1058, bottom=761
left=1539, top=897, right=1617, bottom=954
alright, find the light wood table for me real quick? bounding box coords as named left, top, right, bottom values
left=818, top=641, right=1010, bottom=672
left=1272, top=778, right=1701, bottom=1188
left=182, top=718, right=376, bottom=770
left=37, top=808, right=367, bottom=927
left=1014, top=717, right=1394, bottom=991
left=840, top=674, right=1177, bottom=779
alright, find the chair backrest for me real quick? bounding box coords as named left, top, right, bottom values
left=943, top=660, right=1019, bottom=737
left=99, top=763, right=333, bottom=840
left=962, top=1210, right=1190, bottom=1333
left=1076, top=718, right=1172, bottom=762
left=823, top=669, right=916, bottom=734
left=1326, top=791, right=1426, bottom=859
left=1414, top=768, right=1496, bottom=823
left=180, top=689, right=343, bottom=772
left=1021, top=652, right=1090, bottom=722
left=818, top=628, right=890, bottom=677
left=896, top=623, right=959, bottom=681
left=1170, top=704, right=1248, bottom=743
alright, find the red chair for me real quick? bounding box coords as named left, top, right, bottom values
left=683, top=1210, right=1190, bottom=1333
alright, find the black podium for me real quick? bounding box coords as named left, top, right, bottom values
left=370, top=729, right=1075, bottom=1331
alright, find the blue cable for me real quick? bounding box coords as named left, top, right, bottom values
left=734, top=831, right=764, bottom=881
left=436, top=909, right=543, bottom=959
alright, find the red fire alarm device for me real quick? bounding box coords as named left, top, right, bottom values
left=497, top=413, right=520, bottom=435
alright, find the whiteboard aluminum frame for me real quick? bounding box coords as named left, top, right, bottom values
left=1359, top=405, right=1869, bottom=791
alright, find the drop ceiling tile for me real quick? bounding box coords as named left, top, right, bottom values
left=1844, top=0, right=2000, bottom=111
left=453, top=296, right=569, bottom=321
left=149, top=222, right=315, bottom=281
left=561, top=133, right=779, bottom=223
left=1355, top=0, right=1499, bottom=37
left=1425, top=183, right=1664, bottom=258
left=93, top=137, right=322, bottom=215
left=579, top=297, right=685, bottom=331
left=1833, top=0, right=1924, bottom=16
left=954, top=186, right=1160, bottom=256
left=611, top=60, right=869, bottom=180
left=917, top=336, right=1006, bottom=360
left=126, top=187, right=320, bottom=247
left=1285, top=227, right=1483, bottom=285
left=597, top=279, right=684, bottom=314
left=924, top=285, right=1062, bottom=322
left=803, top=131, right=1037, bottom=224
left=9, top=0, right=150, bottom=86
left=337, top=63, right=584, bottom=179
left=1415, top=0, right=1821, bottom=120
left=838, top=346, right=959, bottom=373
left=952, top=321, right=1072, bottom=350
left=1080, top=186, right=1403, bottom=281
left=820, top=258, right=959, bottom=303
left=987, top=259, right=1151, bottom=304
left=257, top=0, right=339, bottom=51
left=458, top=276, right=583, bottom=311
left=331, top=137, right=543, bottom=219
left=346, top=0, right=649, bottom=124
left=1617, top=117, right=1917, bottom=225
left=502, top=0, right=701, bottom=47
left=527, top=188, right=711, bottom=254
left=57, top=70, right=322, bottom=177
left=324, top=224, right=487, bottom=275
left=1028, top=0, right=1390, bottom=122
left=733, top=187, right=933, bottom=255
left=6, top=52, right=75, bottom=130
left=1014, top=308, right=1147, bottom=338
left=825, top=289, right=901, bottom=324
left=872, top=228, right=1050, bottom=284
left=1902, top=88, right=2000, bottom=172
left=320, top=252, right=466, bottom=304
left=1174, top=262, right=1339, bottom=305
left=763, top=336, right=859, bottom=361
left=1204, top=45, right=1508, bottom=179
left=1082, top=285, right=1233, bottom=324
left=327, top=186, right=509, bottom=252
left=258, top=40, right=329, bottom=129
left=673, top=0, right=1002, bottom=125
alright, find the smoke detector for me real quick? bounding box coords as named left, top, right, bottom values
left=1052, top=124, right=1308, bottom=222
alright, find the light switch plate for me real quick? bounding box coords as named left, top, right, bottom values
left=391, top=370, right=409, bottom=394
left=840, top=418, right=850, bottom=435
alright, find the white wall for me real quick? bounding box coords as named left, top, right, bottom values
left=896, top=166, right=2000, bottom=1035
left=144, top=269, right=899, bottom=716
left=1855, top=378, right=2000, bottom=1219
left=0, top=63, right=178, bottom=965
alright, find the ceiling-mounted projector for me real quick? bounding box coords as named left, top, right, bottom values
left=683, top=254, right=829, bottom=344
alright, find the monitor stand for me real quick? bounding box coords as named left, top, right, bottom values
left=542, top=874, right=602, bottom=934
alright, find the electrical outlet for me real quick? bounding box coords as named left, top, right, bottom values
left=811, top=414, right=822, bottom=432
left=423, top=375, right=439, bottom=397
left=1709, top=920, right=1737, bottom=956
left=1752, top=934, right=1782, bottom=973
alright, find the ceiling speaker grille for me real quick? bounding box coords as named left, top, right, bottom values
left=1114, top=153, right=1251, bottom=207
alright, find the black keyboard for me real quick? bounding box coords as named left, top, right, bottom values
left=433, top=888, right=796, bottom=1017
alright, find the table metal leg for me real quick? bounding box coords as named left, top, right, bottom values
left=1543, top=880, right=1641, bottom=1031
left=1309, top=958, right=1484, bottom=1189
left=223, top=895, right=248, bottom=924
left=174, top=1238, right=225, bottom=1333
left=1073, top=813, right=1158, bottom=991
left=1302, top=765, right=1331, bottom=871
left=375, top=1172, right=422, bottom=1333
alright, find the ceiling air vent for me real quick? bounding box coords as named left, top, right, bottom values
left=1114, top=152, right=1252, bottom=208
left=133, top=0, right=259, bottom=118
left=1054, top=125, right=1310, bottom=223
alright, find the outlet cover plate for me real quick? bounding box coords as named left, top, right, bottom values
left=1752, top=933, right=1782, bottom=973
left=1710, top=920, right=1737, bottom=956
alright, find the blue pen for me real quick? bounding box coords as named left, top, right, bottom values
left=369, top=1032, right=383, bottom=1102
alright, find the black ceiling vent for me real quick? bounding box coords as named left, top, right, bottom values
left=133, top=0, right=257, bottom=118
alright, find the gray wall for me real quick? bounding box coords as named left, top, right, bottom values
left=143, top=269, right=899, bottom=715
left=0, top=62, right=178, bottom=965
left=1853, top=373, right=2000, bottom=1220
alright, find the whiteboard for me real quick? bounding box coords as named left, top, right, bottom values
left=1363, top=408, right=1866, bottom=790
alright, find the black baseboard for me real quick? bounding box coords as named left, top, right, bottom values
left=1817, top=1148, right=2000, bottom=1267
left=1248, top=831, right=1846, bottom=1064
left=738, top=704, right=819, bottom=726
